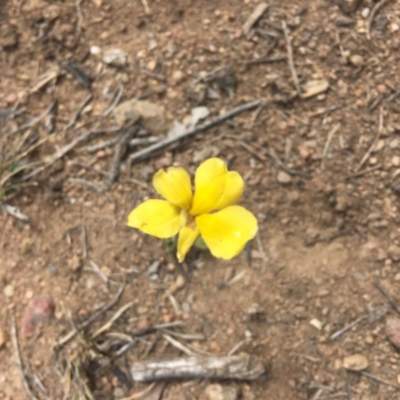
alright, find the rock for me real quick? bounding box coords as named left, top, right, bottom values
left=172, top=70, right=184, bottom=83
left=168, top=121, right=186, bottom=139
left=276, top=171, right=291, bottom=184
left=350, top=54, right=363, bottom=67
left=147, top=261, right=160, bottom=281
left=361, top=7, right=370, bottom=18
left=3, top=285, right=14, bottom=297
left=343, top=354, right=369, bottom=371
left=90, top=45, right=101, bottom=55
left=102, top=49, right=128, bottom=67
left=388, top=244, right=400, bottom=261
left=175, top=274, right=185, bottom=289
left=386, top=316, right=400, bottom=349
left=21, top=295, right=55, bottom=338
left=205, top=384, right=239, bottom=400
left=368, top=304, right=388, bottom=323
left=190, top=106, right=210, bottom=127
left=69, top=255, right=81, bottom=271
left=113, top=98, right=165, bottom=133
left=301, top=80, right=329, bottom=99
left=309, top=318, right=323, bottom=330
left=335, top=15, right=355, bottom=26
left=0, top=328, right=5, bottom=348
left=392, top=156, right=400, bottom=167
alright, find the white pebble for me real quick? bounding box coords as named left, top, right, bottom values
left=90, top=45, right=101, bottom=55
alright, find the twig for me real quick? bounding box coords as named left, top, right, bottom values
left=245, top=55, right=286, bottom=66
left=321, top=123, right=341, bottom=167
left=0, top=201, right=29, bottom=221
left=2, top=100, right=56, bottom=139
left=163, top=333, right=195, bottom=355
left=91, top=302, right=133, bottom=338
left=366, top=0, right=392, bottom=40
left=374, top=281, right=400, bottom=315
left=282, top=21, right=301, bottom=96
left=130, top=353, right=267, bottom=381
left=140, top=0, right=151, bottom=14
left=102, top=84, right=124, bottom=118
left=55, top=286, right=124, bottom=348
left=248, top=102, right=264, bottom=129
left=129, top=100, right=262, bottom=164
left=81, top=225, right=87, bottom=259
left=359, top=370, right=400, bottom=390
left=11, top=316, right=39, bottom=400
left=106, top=124, right=139, bottom=188
left=22, top=126, right=122, bottom=181
left=228, top=340, right=246, bottom=356
left=329, top=315, right=367, bottom=341
left=345, top=164, right=381, bottom=180
left=242, top=2, right=269, bottom=36
left=88, top=259, right=109, bottom=283
left=73, top=0, right=83, bottom=47
left=65, top=93, right=92, bottom=130
left=66, top=178, right=104, bottom=193
left=355, top=106, right=383, bottom=172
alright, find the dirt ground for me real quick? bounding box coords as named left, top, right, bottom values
left=2, top=0, right=400, bottom=399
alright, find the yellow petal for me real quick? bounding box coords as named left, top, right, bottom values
left=190, top=158, right=244, bottom=215
left=177, top=225, right=200, bottom=262
left=127, top=199, right=185, bottom=238
left=196, top=206, right=258, bottom=260
left=153, top=167, right=192, bottom=210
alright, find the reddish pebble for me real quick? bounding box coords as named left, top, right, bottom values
left=377, top=84, right=387, bottom=94
left=4, top=92, right=18, bottom=105
left=96, top=150, right=107, bottom=158
left=137, top=317, right=151, bottom=331
left=21, top=294, right=55, bottom=338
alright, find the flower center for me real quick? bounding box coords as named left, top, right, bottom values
left=180, top=208, right=195, bottom=229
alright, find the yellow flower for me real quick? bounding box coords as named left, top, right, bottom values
left=127, top=158, right=258, bottom=262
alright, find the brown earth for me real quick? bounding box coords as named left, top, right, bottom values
left=2, top=0, right=400, bottom=399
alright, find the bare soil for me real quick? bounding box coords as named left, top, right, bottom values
left=2, top=0, right=400, bottom=399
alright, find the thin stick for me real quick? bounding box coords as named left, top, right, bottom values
left=91, top=302, right=133, bottom=338
left=282, top=21, right=301, bottom=96
left=329, top=315, right=367, bottom=341
left=366, top=0, right=392, bottom=40
left=345, top=164, right=381, bottom=180
left=55, top=286, right=124, bottom=348
left=129, top=100, right=262, bottom=163
left=11, top=316, right=39, bottom=400
left=0, top=201, right=29, bottom=221
left=3, top=100, right=56, bottom=139
left=65, top=94, right=92, bottom=130
left=355, top=106, right=383, bottom=172
left=88, top=259, right=108, bottom=283
left=374, top=281, right=400, bottom=315
left=81, top=225, right=87, bottom=259
left=102, top=85, right=124, bottom=118
left=359, top=370, right=400, bottom=390
left=163, top=333, right=195, bottom=355
left=321, top=123, right=341, bottom=167
left=140, top=0, right=151, bottom=14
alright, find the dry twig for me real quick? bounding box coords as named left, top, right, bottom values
left=374, top=281, right=400, bottom=314
left=129, top=100, right=262, bottom=163
left=329, top=315, right=367, bottom=341
left=366, top=0, right=392, bottom=40
left=282, top=21, right=301, bottom=96
left=355, top=107, right=383, bottom=172
left=11, top=316, right=39, bottom=400
left=102, top=84, right=124, bottom=118
left=321, top=123, right=341, bottom=167
left=65, top=94, right=93, bottom=130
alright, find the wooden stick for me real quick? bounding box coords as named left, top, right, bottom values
left=282, top=21, right=301, bottom=96
left=355, top=106, right=383, bottom=172
left=130, top=353, right=266, bottom=382
left=129, top=100, right=262, bottom=164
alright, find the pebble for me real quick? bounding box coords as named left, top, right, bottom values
left=361, top=7, right=370, bottom=18
left=276, top=170, right=291, bottom=184
left=90, top=45, right=101, bottom=55
left=102, top=48, right=127, bottom=67
left=147, top=261, right=160, bottom=276
left=205, top=384, right=239, bottom=400
left=4, top=285, right=14, bottom=297
left=309, top=318, right=323, bottom=331
left=343, top=354, right=369, bottom=371
left=386, top=316, right=400, bottom=350
left=350, top=54, right=363, bottom=67
left=388, top=244, right=400, bottom=261
left=0, top=328, right=5, bottom=348
left=172, top=70, right=184, bottom=83
left=392, top=156, right=400, bottom=167
left=376, top=84, right=387, bottom=95
left=4, top=92, right=18, bottom=105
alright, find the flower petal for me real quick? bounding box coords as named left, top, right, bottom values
left=153, top=167, right=192, bottom=210
left=127, top=199, right=185, bottom=238
left=177, top=225, right=200, bottom=262
left=190, top=158, right=244, bottom=215
left=196, top=206, right=258, bottom=260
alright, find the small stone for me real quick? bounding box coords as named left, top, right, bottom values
left=343, top=354, right=369, bottom=371
left=365, top=334, right=374, bottom=344
left=205, top=384, right=239, bottom=400
left=102, top=49, right=127, bottom=67
left=113, top=98, right=165, bottom=133
left=376, top=84, right=387, bottom=95
left=69, top=255, right=81, bottom=271
left=309, top=318, right=323, bottom=331
left=388, top=244, right=400, bottom=261
left=361, top=7, right=370, bottom=18
left=147, top=260, right=160, bottom=275
left=276, top=171, right=291, bottom=184
left=350, top=54, right=363, bottom=67
left=386, top=316, right=400, bottom=349
left=392, top=156, right=400, bottom=167
left=90, top=45, right=101, bottom=55
left=395, top=273, right=400, bottom=282
left=113, top=387, right=124, bottom=398
left=369, top=157, right=378, bottom=165
left=175, top=274, right=185, bottom=289
left=4, top=92, right=18, bottom=105
left=4, top=285, right=14, bottom=297
left=172, top=70, right=184, bottom=83
left=0, top=328, right=5, bottom=348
